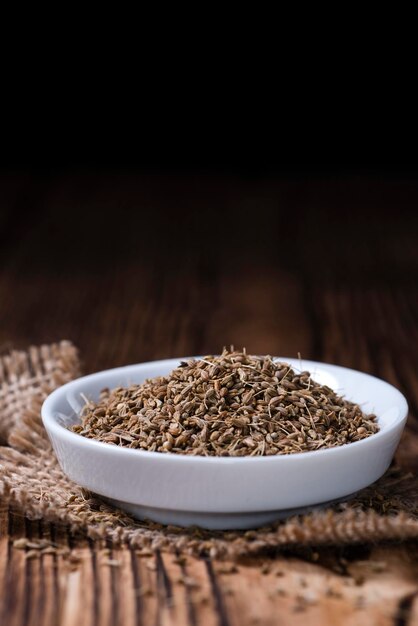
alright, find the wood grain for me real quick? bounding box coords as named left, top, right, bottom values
left=1, top=173, right=418, bottom=625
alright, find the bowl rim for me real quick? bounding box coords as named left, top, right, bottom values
left=41, top=357, right=409, bottom=465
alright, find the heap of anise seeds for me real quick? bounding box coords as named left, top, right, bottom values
left=72, top=349, right=379, bottom=456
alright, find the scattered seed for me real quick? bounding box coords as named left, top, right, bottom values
left=136, top=587, right=154, bottom=598
left=25, top=550, right=40, bottom=560
left=177, top=575, right=201, bottom=588
left=135, top=550, right=154, bottom=557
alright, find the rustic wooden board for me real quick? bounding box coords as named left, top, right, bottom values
left=1, top=173, right=418, bottom=624
left=2, top=507, right=418, bottom=626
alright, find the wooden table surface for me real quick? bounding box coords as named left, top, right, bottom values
left=1, top=172, right=418, bottom=625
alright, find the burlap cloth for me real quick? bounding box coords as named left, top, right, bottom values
left=1, top=341, right=418, bottom=560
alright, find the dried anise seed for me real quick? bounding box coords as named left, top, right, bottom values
left=72, top=349, right=378, bottom=456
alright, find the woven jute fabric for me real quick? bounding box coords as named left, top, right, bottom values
left=1, top=342, right=418, bottom=561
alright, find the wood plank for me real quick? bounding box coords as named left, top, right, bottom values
left=0, top=505, right=9, bottom=622
left=1, top=512, right=30, bottom=626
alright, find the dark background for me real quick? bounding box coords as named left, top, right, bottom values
left=1, top=131, right=417, bottom=393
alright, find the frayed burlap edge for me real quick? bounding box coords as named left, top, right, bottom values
left=1, top=342, right=418, bottom=561
left=0, top=340, right=80, bottom=442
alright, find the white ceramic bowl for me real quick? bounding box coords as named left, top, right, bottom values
left=41, top=358, right=408, bottom=530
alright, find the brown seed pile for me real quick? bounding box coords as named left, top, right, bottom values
left=72, top=349, right=379, bottom=456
